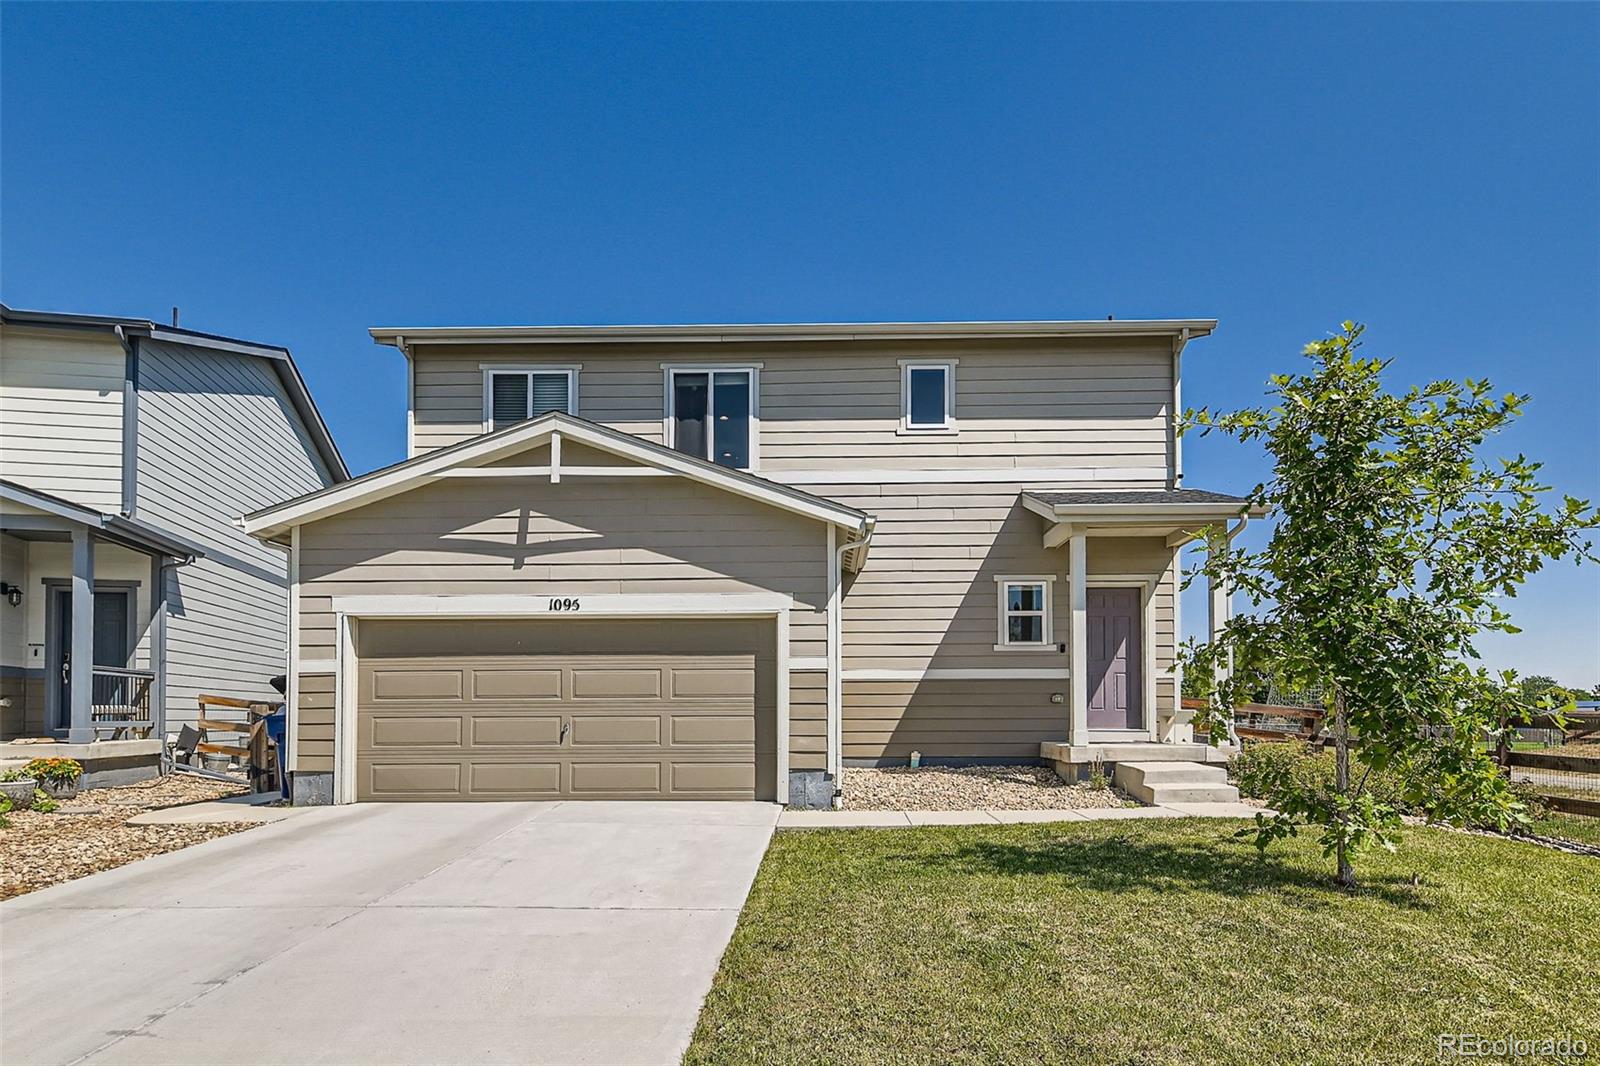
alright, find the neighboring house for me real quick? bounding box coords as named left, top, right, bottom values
left=243, top=319, right=1254, bottom=807
left=0, top=305, right=347, bottom=760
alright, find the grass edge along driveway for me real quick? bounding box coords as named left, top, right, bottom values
left=686, top=819, right=1599, bottom=1066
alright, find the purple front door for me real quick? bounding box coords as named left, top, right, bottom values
left=1086, top=587, right=1142, bottom=730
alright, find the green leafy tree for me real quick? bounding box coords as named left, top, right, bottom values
left=1519, top=675, right=1575, bottom=705
left=1183, top=323, right=1598, bottom=886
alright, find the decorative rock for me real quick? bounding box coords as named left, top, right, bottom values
left=843, top=765, right=1137, bottom=812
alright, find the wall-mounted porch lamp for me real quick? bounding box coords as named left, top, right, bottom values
left=0, top=582, right=22, bottom=607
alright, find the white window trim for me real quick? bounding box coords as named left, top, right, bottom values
left=995, top=574, right=1056, bottom=651
left=661, top=364, right=761, bottom=471
left=899, top=359, right=958, bottom=435
left=481, top=365, right=581, bottom=431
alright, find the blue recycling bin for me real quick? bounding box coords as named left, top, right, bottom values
left=263, top=709, right=288, bottom=799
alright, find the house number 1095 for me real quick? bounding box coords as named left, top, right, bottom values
left=547, top=597, right=581, bottom=612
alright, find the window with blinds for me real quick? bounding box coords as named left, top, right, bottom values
left=488, top=370, right=575, bottom=430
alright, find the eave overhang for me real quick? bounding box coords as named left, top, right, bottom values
left=371, top=318, right=1218, bottom=351
left=1021, top=488, right=1265, bottom=548
left=0, top=480, right=209, bottom=560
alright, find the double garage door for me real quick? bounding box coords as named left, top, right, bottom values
left=355, top=618, right=769, bottom=801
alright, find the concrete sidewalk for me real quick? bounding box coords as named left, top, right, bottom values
left=778, top=801, right=1263, bottom=828
left=125, top=793, right=316, bottom=825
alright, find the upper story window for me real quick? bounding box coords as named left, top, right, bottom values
left=996, top=576, right=1053, bottom=649
left=483, top=367, right=579, bottom=431
left=900, top=360, right=957, bottom=433
left=665, top=366, right=757, bottom=469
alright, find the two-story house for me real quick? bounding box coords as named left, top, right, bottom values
left=242, top=320, right=1252, bottom=807
left=0, top=305, right=346, bottom=779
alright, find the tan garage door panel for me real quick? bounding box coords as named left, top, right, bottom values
left=355, top=619, right=765, bottom=802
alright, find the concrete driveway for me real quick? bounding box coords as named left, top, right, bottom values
left=0, top=801, right=778, bottom=1066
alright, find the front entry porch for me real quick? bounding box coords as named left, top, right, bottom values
left=0, top=480, right=203, bottom=745
left=1022, top=488, right=1258, bottom=797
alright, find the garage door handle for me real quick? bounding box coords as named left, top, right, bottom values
left=559, top=718, right=570, bottom=745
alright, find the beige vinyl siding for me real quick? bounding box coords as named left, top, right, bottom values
left=843, top=680, right=1073, bottom=761
left=408, top=337, right=1174, bottom=480
left=0, top=325, right=126, bottom=512
left=789, top=670, right=827, bottom=771
left=826, top=481, right=1178, bottom=762
left=297, top=671, right=336, bottom=772
left=293, top=469, right=831, bottom=667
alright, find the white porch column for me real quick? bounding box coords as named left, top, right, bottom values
left=68, top=528, right=94, bottom=743
left=1207, top=567, right=1233, bottom=685
left=1068, top=531, right=1088, bottom=745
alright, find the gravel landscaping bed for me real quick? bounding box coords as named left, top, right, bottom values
left=1, top=774, right=257, bottom=900
left=842, top=764, right=1136, bottom=811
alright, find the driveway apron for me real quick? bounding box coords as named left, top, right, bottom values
left=0, top=800, right=778, bottom=1066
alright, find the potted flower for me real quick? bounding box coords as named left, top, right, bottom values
left=24, top=757, right=84, bottom=801
left=0, top=768, right=37, bottom=810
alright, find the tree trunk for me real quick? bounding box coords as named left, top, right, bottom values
left=1333, top=689, right=1355, bottom=887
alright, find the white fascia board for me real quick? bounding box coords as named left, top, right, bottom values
left=369, top=319, right=1219, bottom=347
left=1043, top=503, right=1258, bottom=519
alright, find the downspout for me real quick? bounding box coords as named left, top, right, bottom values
left=1170, top=328, right=1189, bottom=491
left=117, top=326, right=140, bottom=517
left=829, top=517, right=874, bottom=808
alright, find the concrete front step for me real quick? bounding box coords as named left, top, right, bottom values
left=1113, top=761, right=1241, bottom=805
left=1040, top=741, right=1236, bottom=765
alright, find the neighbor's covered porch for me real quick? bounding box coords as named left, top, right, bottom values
left=1021, top=488, right=1257, bottom=766
left=0, top=480, right=203, bottom=745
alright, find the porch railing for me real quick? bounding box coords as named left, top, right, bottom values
left=90, top=667, right=156, bottom=737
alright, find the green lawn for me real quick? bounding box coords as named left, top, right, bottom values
left=687, top=820, right=1599, bottom=1066
left=1525, top=810, right=1600, bottom=847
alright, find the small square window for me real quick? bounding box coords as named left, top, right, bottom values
left=997, top=578, right=1052, bottom=648
left=901, top=362, right=955, bottom=432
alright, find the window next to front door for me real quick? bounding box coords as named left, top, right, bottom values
left=995, top=576, right=1054, bottom=650
left=666, top=367, right=756, bottom=469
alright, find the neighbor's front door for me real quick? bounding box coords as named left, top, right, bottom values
left=1086, top=587, right=1142, bottom=730
left=49, top=587, right=132, bottom=729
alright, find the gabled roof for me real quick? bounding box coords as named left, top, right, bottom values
left=0, top=479, right=209, bottom=560
left=0, top=303, right=348, bottom=482
left=243, top=412, right=875, bottom=557
left=370, top=318, right=1217, bottom=350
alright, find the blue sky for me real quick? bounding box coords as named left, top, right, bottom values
left=4, top=3, right=1597, bottom=684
